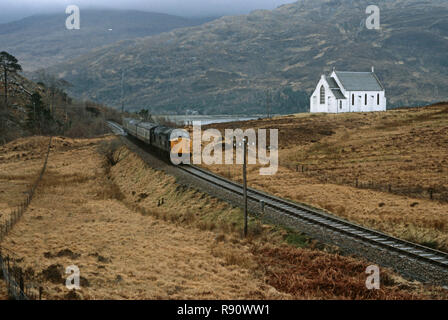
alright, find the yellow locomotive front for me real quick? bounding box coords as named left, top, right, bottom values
left=169, top=129, right=192, bottom=161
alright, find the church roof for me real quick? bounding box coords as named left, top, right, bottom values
left=326, top=77, right=340, bottom=89
left=334, top=71, right=384, bottom=91
left=331, top=89, right=346, bottom=99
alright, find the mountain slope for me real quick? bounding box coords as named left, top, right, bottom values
left=46, top=0, right=448, bottom=114
left=0, top=9, right=214, bottom=71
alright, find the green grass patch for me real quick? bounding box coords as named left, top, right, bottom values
left=284, top=229, right=309, bottom=248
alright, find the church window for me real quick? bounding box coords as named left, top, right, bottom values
left=320, top=86, right=325, bottom=104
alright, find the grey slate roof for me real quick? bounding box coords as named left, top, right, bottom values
left=326, top=76, right=340, bottom=89
left=331, top=89, right=346, bottom=99
left=334, top=71, right=384, bottom=91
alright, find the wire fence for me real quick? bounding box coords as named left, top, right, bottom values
left=0, top=136, right=52, bottom=300
left=0, top=248, right=43, bottom=300
left=292, top=164, right=448, bottom=203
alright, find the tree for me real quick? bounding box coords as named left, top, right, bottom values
left=35, top=70, right=70, bottom=115
left=138, top=108, right=152, bottom=121
left=26, top=92, right=54, bottom=134
left=0, top=51, right=22, bottom=107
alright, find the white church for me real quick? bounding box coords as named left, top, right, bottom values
left=310, top=67, right=386, bottom=113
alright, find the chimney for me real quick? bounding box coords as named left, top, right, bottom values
left=371, top=66, right=375, bottom=73
left=321, top=74, right=325, bottom=81
left=333, top=66, right=336, bottom=72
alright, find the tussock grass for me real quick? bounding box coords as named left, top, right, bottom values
left=106, top=146, right=446, bottom=299
left=201, top=104, right=448, bottom=252
left=2, top=137, right=288, bottom=300
left=251, top=245, right=448, bottom=300
left=1, top=136, right=446, bottom=300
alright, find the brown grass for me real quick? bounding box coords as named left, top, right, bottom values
left=0, top=135, right=446, bottom=299
left=200, top=104, right=448, bottom=252
left=106, top=144, right=446, bottom=299
left=252, top=245, right=448, bottom=300
left=0, top=136, right=287, bottom=300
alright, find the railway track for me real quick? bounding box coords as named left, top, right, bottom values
left=179, top=164, right=448, bottom=269
left=107, top=120, right=448, bottom=274
left=106, top=121, right=127, bottom=136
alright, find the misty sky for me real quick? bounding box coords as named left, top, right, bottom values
left=0, top=0, right=298, bottom=23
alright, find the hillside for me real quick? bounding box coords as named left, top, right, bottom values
left=45, top=0, right=448, bottom=114
left=0, top=10, right=214, bottom=71
left=2, top=135, right=445, bottom=299
left=201, top=103, right=448, bottom=252
left=0, top=70, right=120, bottom=145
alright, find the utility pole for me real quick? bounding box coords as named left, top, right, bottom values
left=243, top=137, right=248, bottom=237
left=121, top=70, right=125, bottom=114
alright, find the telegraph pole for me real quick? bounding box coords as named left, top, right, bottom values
left=243, top=137, right=248, bottom=237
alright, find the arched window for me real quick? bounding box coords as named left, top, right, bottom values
left=377, top=93, right=380, bottom=105
left=320, top=86, right=325, bottom=104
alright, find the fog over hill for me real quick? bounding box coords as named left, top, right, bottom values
left=0, top=0, right=297, bottom=23
left=44, top=0, right=448, bottom=114
left=0, top=9, right=214, bottom=71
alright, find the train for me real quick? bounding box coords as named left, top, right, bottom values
left=122, top=118, right=191, bottom=160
